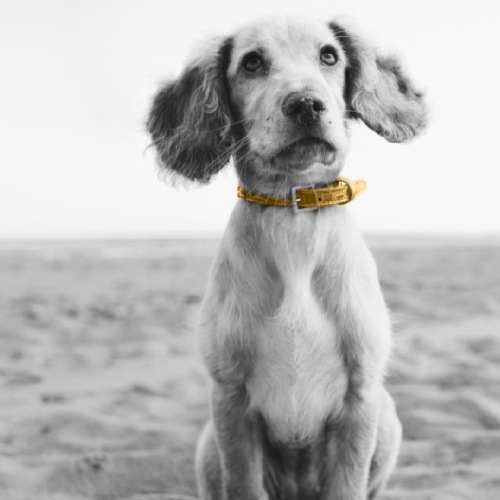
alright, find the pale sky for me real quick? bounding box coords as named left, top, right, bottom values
left=1, top=0, right=499, bottom=238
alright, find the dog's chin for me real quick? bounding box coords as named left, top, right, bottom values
left=271, top=137, right=336, bottom=168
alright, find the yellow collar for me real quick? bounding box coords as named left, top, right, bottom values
left=237, top=177, right=366, bottom=213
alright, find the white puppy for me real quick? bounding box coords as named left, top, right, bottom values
left=148, top=15, right=426, bottom=500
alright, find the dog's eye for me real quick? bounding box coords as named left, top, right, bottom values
left=320, top=46, right=338, bottom=66
left=242, top=52, right=264, bottom=73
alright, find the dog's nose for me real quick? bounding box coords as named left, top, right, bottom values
left=282, top=93, right=326, bottom=127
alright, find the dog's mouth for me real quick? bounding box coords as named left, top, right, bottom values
left=273, top=136, right=336, bottom=164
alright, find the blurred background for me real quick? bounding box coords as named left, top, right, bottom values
left=1, top=1, right=500, bottom=500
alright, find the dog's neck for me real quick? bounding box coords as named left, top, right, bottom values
left=235, top=157, right=344, bottom=199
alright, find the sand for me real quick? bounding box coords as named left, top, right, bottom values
left=1, top=237, right=499, bottom=500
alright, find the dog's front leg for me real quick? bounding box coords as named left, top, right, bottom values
left=321, top=396, right=379, bottom=500
left=212, top=383, right=268, bottom=500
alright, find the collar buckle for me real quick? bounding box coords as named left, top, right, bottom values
left=291, top=186, right=318, bottom=214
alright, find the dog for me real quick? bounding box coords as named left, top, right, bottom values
left=147, top=15, right=426, bottom=500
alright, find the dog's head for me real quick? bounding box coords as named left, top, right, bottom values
left=147, top=16, right=427, bottom=188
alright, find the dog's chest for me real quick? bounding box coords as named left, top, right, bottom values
left=212, top=206, right=387, bottom=444
left=246, top=252, right=347, bottom=444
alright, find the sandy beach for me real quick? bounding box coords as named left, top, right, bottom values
left=1, top=237, right=499, bottom=500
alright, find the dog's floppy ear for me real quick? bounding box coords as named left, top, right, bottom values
left=147, top=36, right=234, bottom=183
left=329, top=22, right=427, bottom=143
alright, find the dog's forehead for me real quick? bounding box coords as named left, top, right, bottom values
left=231, top=17, right=337, bottom=58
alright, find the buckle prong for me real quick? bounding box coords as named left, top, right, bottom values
left=291, top=185, right=318, bottom=214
